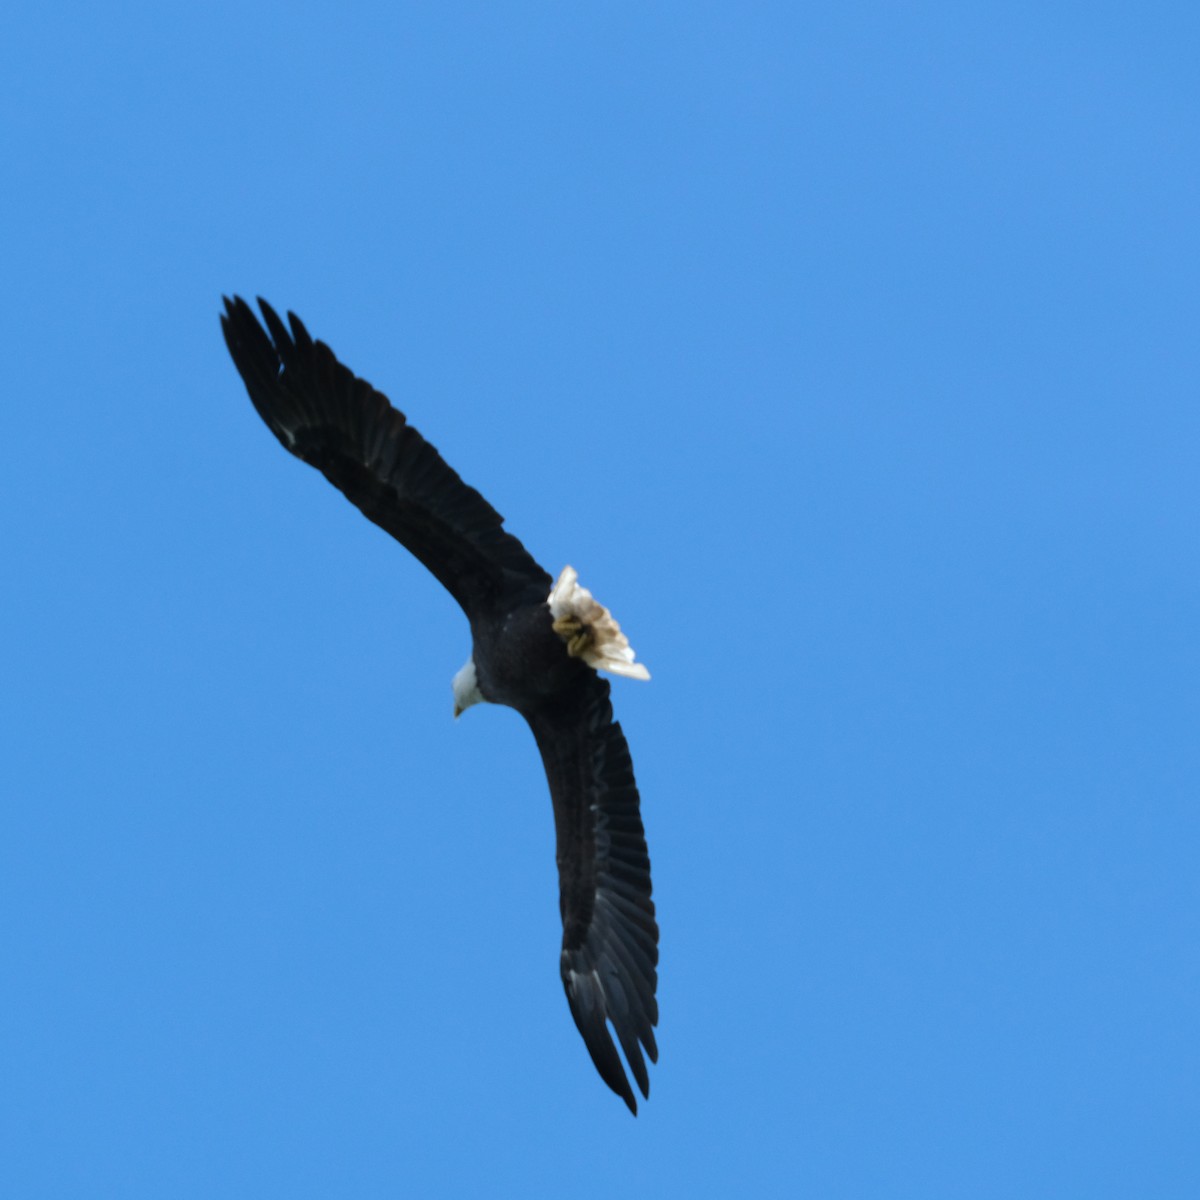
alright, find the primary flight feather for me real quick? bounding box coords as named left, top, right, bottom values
left=221, top=297, right=658, bottom=1114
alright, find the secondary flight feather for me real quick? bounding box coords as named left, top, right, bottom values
left=221, top=297, right=658, bottom=1114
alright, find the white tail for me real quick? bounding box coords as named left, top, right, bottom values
left=548, top=566, right=651, bottom=681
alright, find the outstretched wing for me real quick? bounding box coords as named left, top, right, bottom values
left=221, top=296, right=552, bottom=618
left=526, top=677, right=659, bottom=1114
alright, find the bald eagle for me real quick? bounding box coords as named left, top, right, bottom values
left=221, top=298, right=658, bottom=1114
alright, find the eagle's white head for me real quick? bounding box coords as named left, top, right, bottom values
left=452, top=657, right=484, bottom=718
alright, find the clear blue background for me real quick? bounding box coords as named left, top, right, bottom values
left=2, top=3, right=1197, bottom=1196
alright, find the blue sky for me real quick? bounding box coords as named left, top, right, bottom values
left=2, top=3, right=1197, bottom=1196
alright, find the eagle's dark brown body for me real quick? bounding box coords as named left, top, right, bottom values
left=471, top=605, right=587, bottom=712
left=221, top=298, right=658, bottom=1113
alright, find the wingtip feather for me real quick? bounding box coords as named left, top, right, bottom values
left=563, top=967, right=641, bottom=1115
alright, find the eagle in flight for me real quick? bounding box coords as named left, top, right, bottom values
left=221, top=298, right=658, bottom=1114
